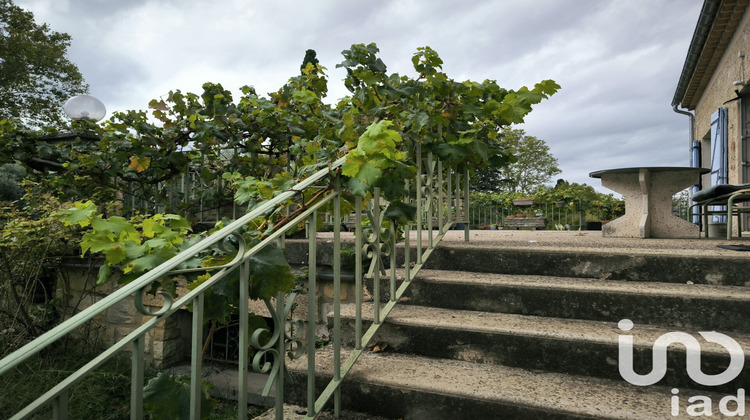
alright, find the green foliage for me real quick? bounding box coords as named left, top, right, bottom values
left=55, top=199, right=294, bottom=330
left=383, top=201, right=418, bottom=226
left=0, top=43, right=561, bottom=415
left=342, top=120, right=412, bottom=197
left=471, top=179, right=624, bottom=223
left=0, top=162, right=25, bottom=201
left=473, top=128, right=561, bottom=194
left=0, top=0, right=88, bottom=127
left=221, top=170, right=295, bottom=208
left=0, top=42, right=560, bottom=342
left=1, top=43, right=557, bottom=225
left=56, top=202, right=193, bottom=285
left=143, top=373, right=213, bottom=420
left=672, top=189, right=690, bottom=221
left=0, top=42, right=559, bottom=344
left=0, top=190, right=79, bottom=344
left=247, top=245, right=295, bottom=301
left=0, top=350, right=155, bottom=419
left=336, top=44, right=559, bottom=171
left=187, top=244, right=293, bottom=325
left=534, top=180, right=624, bottom=220
left=300, top=49, right=320, bottom=74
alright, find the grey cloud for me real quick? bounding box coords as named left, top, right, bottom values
left=14, top=0, right=705, bottom=191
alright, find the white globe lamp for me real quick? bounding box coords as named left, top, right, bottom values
left=63, top=95, right=106, bottom=121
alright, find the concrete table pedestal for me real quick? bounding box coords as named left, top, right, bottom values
left=590, top=167, right=708, bottom=239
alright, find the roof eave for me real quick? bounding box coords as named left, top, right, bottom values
left=671, top=0, right=722, bottom=109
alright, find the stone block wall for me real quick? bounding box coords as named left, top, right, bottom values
left=59, top=262, right=360, bottom=368
left=59, top=267, right=189, bottom=367
left=248, top=271, right=366, bottom=347
left=694, top=8, right=750, bottom=187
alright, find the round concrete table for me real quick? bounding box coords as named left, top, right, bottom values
left=589, top=167, right=709, bottom=238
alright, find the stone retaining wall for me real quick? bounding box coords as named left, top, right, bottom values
left=59, top=267, right=190, bottom=367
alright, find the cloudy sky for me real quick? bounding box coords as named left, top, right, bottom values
left=16, top=0, right=704, bottom=191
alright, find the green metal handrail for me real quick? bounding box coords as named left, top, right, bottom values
left=0, top=147, right=470, bottom=419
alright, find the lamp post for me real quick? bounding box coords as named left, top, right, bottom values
left=29, top=95, right=106, bottom=171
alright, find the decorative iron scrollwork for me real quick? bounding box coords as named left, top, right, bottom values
left=362, top=195, right=390, bottom=276
left=254, top=292, right=305, bottom=397
left=134, top=288, right=174, bottom=317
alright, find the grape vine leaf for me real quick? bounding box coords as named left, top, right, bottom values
left=383, top=201, right=417, bottom=226
left=128, top=155, right=151, bottom=172
left=248, top=246, right=294, bottom=301
left=342, top=120, right=406, bottom=195
left=55, top=200, right=97, bottom=227
left=143, top=373, right=212, bottom=420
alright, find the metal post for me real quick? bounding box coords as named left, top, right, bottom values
left=52, top=390, right=69, bottom=420
left=455, top=171, right=461, bottom=231
left=275, top=290, right=285, bottom=420
left=389, top=223, right=396, bottom=302
left=307, top=211, right=317, bottom=416
left=238, top=260, right=250, bottom=420
left=355, top=196, right=363, bottom=350
left=438, top=160, right=444, bottom=232
left=372, top=188, right=381, bottom=324
left=190, top=294, right=204, bottom=420
left=405, top=222, right=411, bottom=281
left=464, top=169, right=470, bottom=241
left=131, top=336, right=144, bottom=420
left=446, top=168, right=452, bottom=223
left=416, top=143, right=423, bottom=264
left=332, top=182, right=342, bottom=417
left=427, top=153, right=434, bottom=249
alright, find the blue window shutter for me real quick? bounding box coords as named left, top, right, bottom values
left=692, top=140, right=701, bottom=225
left=710, top=107, right=729, bottom=222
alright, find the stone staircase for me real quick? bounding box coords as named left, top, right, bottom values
left=285, top=233, right=750, bottom=419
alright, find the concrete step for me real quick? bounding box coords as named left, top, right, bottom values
left=285, top=234, right=750, bottom=286
left=286, top=346, right=747, bottom=420
left=401, top=270, right=750, bottom=333
left=338, top=303, right=750, bottom=394
left=422, top=243, right=750, bottom=286
left=283, top=232, right=750, bottom=418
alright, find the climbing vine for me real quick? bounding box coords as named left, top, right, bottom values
left=0, top=42, right=558, bottom=331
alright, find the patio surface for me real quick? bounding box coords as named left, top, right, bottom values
left=316, top=229, right=750, bottom=259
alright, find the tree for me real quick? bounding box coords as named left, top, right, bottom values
left=473, top=128, right=560, bottom=194
left=0, top=0, right=88, bottom=127
left=0, top=162, right=25, bottom=201
left=300, top=49, right=320, bottom=73
left=534, top=179, right=624, bottom=220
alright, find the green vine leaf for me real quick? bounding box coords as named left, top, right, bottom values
left=123, top=247, right=175, bottom=275
left=80, top=232, right=126, bottom=265
left=96, top=264, right=111, bottom=285
left=342, top=120, right=406, bottom=195
left=91, top=216, right=140, bottom=242
left=55, top=200, right=97, bottom=227
left=292, top=89, right=318, bottom=104
left=248, top=245, right=294, bottom=301
left=383, top=201, right=417, bottom=226
left=143, top=373, right=213, bottom=420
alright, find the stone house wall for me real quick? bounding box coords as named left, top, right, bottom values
left=694, top=7, right=750, bottom=187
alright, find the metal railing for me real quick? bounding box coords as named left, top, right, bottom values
left=120, top=162, right=244, bottom=223
left=470, top=203, right=583, bottom=230
left=0, top=145, right=469, bottom=419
